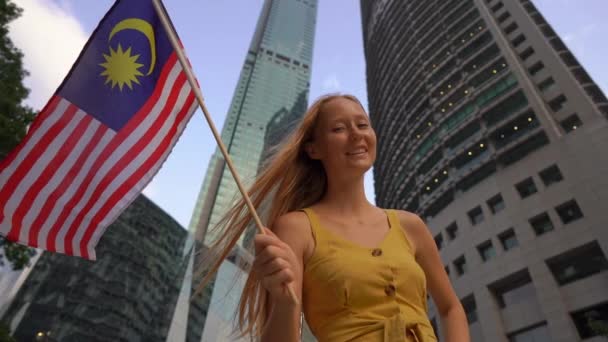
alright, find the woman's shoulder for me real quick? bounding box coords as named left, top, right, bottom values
left=390, top=209, right=427, bottom=232
left=389, top=208, right=422, bottom=222
left=272, top=210, right=315, bottom=259
left=388, top=209, right=433, bottom=253
left=271, top=210, right=313, bottom=241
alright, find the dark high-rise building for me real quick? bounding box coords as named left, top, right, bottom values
left=1, top=195, right=189, bottom=342
left=361, top=1, right=608, bottom=341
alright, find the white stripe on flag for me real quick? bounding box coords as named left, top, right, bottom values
left=54, top=63, right=183, bottom=255
left=0, top=105, right=84, bottom=238
left=86, top=100, right=198, bottom=258
left=25, top=119, right=101, bottom=249
left=14, top=110, right=92, bottom=242
left=0, top=99, right=69, bottom=193
left=71, top=80, right=192, bottom=256
left=41, top=128, right=114, bottom=251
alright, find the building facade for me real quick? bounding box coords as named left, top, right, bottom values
left=199, top=245, right=252, bottom=342
left=1, top=195, right=189, bottom=342
left=188, top=0, right=317, bottom=246
left=361, top=0, right=608, bottom=341
left=185, top=0, right=318, bottom=340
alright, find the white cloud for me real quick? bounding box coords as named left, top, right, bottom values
left=322, top=73, right=341, bottom=91
left=9, top=0, right=89, bottom=110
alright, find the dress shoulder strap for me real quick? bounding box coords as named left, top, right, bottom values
left=300, top=207, right=326, bottom=246
left=386, top=209, right=415, bottom=253
left=386, top=209, right=401, bottom=230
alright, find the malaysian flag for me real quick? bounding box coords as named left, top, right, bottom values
left=0, top=0, right=197, bottom=260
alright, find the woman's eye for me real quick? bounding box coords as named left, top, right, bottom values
left=332, top=127, right=345, bottom=132
left=358, top=123, right=369, bottom=128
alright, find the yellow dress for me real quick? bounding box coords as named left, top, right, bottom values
left=301, top=208, right=438, bottom=342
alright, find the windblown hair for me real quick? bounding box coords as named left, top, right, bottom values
left=193, top=93, right=364, bottom=339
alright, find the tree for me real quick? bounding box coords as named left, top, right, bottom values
left=0, top=0, right=37, bottom=270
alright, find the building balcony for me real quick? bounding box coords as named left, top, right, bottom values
left=452, top=148, right=493, bottom=182
left=446, top=127, right=484, bottom=156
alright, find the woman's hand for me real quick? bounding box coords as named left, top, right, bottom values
left=253, top=227, right=300, bottom=305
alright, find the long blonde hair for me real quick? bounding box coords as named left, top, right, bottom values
left=194, top=93, right=364, bottom=339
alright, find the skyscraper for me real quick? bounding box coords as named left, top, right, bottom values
left=361, top=0, right=608, bottom=341
left=184, top=1, right=318, bottom=340
left=189, top=0, right=317, bottom=246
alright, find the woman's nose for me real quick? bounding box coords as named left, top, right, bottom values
left=350, top=129, right=364, bottom=141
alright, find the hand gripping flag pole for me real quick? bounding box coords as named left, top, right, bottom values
left=151, top=0, right=299, bottom=305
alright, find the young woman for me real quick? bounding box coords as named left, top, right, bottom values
left=199, top=94, right=470, bottom=341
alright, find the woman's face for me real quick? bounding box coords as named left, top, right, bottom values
left=307, top=97, right=377, bottom=176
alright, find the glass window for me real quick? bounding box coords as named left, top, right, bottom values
left=548, top=94, right=568, bottom=112
left=529, top=212, right=554, bottom=235
left=546, top=241, right=608, bottom=286
left=497, top=11, right=510, bottom=23
left=482, top=89, right=528, bottom=127
left=471, top=60, right=511, bottom=91
left=519, top=47, right=534, bottom=61
left=538, top=77, right=556, bottom=92
left=560, top=113, right=582, bottom=133
left=491, top=2, right=504, bottom=12
left=468, top=206, right=485, bottom=225
left=499, top=229, right=519, bottom=251
left=515, top=177, right=537, bottom=198
left=461, top=294, right=478, bottom=324
left=555, top=199, right=583, bottom=224
left=446, top=222, right=459, bottom=240
left=491, top=271, right=536, bottom=308
left=528, top=61, right=544, bottom=76
left=508, top=323, right=551, bottom=342
left=435, top=233, right=444, bottom=250
left=454, top=255, right=467, bottom=276
left=539, top=164, right=563, bottom=187
left=487, top=194, right=506, bottom=214
left=478, top=241, right=496, bottom=262
left=571, top=302, right=608, bottom=339
left=504, top=22, right=518, bottom=35
left=511, top=34, right=525, bottom=48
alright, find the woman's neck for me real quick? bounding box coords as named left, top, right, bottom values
left=317, top=173, right=374, bottom=215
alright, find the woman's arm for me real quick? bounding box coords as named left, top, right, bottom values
left=254, top=212, right=312, bottom=342
left=397, top=211, right=470, bottom=342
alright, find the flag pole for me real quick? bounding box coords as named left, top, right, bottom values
left=151, top=0, right=299, bottom=305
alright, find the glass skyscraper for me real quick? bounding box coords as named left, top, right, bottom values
left=361, top=0, right=608, bottom=341
left=189, top=0, right=317, bottom=246
left=183, top=1, right=318, bottom=340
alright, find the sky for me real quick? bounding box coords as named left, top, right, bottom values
left=8, top=0, right=608, bottom=229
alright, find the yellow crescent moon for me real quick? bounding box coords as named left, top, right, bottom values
left=109, top=18, right=156, bottom=76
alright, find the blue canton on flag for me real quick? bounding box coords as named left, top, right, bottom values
left=0, top=0, right=198, bottom=260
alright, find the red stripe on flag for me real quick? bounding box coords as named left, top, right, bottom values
left=0, top=96, right=61, bottom=174
left=0, top=103, right=79, bottom=230
left=64, top=73, right=187, bottom=256
left=32, top=125, right=108, bottom=250
left=46, top=54, right=178, bottom=253
left=80, top=92, right=196, bottom=258
left=9, top=114, right=93, bottom=246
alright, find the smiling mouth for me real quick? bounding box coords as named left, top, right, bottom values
left=346, top=149, right=368, bottom=156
